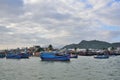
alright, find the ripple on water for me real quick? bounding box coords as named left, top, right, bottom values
left=108, top=73, right=115, bottom=77
left=38, top=76, right=43, bottom=79
left=50, top=77, right=57, bottom=79
left=0, top=56, right=120, bottom=80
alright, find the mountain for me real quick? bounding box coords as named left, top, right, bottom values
left=112, top=43, right=120, bottom=49
left=63, top=40, right=120, bottom=49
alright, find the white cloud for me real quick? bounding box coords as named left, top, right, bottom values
left=0, top=0, right=120, bottom=49
left=98, top=2, right=120, bottom=26
left=23, top=0, right=40, bottom=4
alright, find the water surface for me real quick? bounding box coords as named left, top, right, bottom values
left=0, top=56, right=120, bottom=80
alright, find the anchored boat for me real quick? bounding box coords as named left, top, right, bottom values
left=94, top=55, right=109, bottom=59
left=69, top=54, right=78, bottom=58
left=0, top=54, right=5, bottom=58
left=6, top=53, right=21, bottom=59
left=40, top=52, right=70, bottom=61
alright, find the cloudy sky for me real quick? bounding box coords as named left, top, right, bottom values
left=0, top=0, right=120, bottom=49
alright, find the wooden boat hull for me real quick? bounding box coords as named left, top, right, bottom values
left=18, top=53, right=29, bottom=58
left=40, top=52, right=70, bottom=61
left=6, top=54, right=21, bottom=59
left=0, top=54, right=5, bottom=58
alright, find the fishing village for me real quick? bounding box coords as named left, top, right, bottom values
left=0, top=40, right=120, bottom=60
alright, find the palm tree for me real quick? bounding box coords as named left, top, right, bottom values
left=74, top=47, right=77, bottom=54
left=110, top=47, right=115, bottom=55
left=48, top=44, right=53, bottom=51
left=86, top=48, right=89, bottom=55
left=74, top=47, right=77, bottom=52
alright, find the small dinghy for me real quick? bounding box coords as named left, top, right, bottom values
left=94, top=55, right=109, bottom=59
left=70, top=54, right=78, bottom=58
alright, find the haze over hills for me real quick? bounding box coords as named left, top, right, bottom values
left=63, top=40, right=120, bottom=49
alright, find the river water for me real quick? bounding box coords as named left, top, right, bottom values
left=0, top=56, right=120, bottom=80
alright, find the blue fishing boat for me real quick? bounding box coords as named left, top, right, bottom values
left=6, top=53, right=21, bottom=59
left=69, top=54, right=78, bottom=58
left=0, top=54, right=5, bottom=58
left=40, top=52, right=70, bottom=61
left=94, top=55, right=109, bottom=59
left=18, top=53, right=29, bottom=58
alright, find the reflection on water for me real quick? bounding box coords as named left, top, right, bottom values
left=0, top=56, right=120, bottom=80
